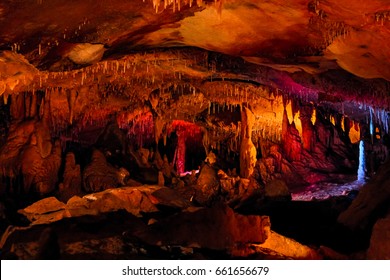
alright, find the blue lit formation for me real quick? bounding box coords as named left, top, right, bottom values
left=357, top=140, right=365, bottom=182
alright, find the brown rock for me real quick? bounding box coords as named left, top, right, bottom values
left=82, top=149, right=125, bottom=192
left=58, top=152, right=82, bottom=202
left=318, top=246, right=348, bottom=260
left=135, top=204, right=270, bottom=250
left=195, top=163, right=220, bottom=204
left=0, top=119, right=61, bottom=195
left=22, top=197, right=66, bottom=215
left=149, top=187, right=191, bottom=209
left=251, top=231, right=321, bottom=260
left=67, top=186, right=189, bottom=218
left=338, top=160, right=390, bottom=231
left=265, top=179, right=291, bottom=200
left=18, top=197, right=69, bottom=225
left=158, top=171, right=164, bottom=186
left=367, top=214, right=390, bottom=259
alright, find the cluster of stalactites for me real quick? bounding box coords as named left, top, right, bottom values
left=145, top=0, right=204, bottom=13
left=369, top=106, right=389, bottom=135
left=374, top=10, right=390, bottom=26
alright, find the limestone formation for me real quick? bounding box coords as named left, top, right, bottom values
left=57, top=153, right=82, bottom=202
left=240, top=107, right=257, bottom=179
left=134, top=204, right=271, bottom=250
left=195, top=163, right=220, bottom=205
left=82, top=150, right=128, bottom=193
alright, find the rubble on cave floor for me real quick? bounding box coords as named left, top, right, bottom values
left=291, top=179, right=364, bottom=201
left=1, top=194, right=331, bottom=260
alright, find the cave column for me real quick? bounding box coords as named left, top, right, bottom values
left=282, top=108, right=301, bottom=162
left=10, top=94, right=25, bottom=120
left=300, top=105, right=315, bottom=152
left=174, top=130, right=186, bottom=174
left=240, top=106, right=257, bottom=178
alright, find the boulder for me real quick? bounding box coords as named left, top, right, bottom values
left=134, top=204, right=270, bottom=250
left=265, top=179, right=291, bottom=200
left=249, top=231, right=321, bottom=259
left=338, top=160, right=390, bottom=231
left=194, top=164, right=220, bottom=205
left=367, top=214, right=390, bottom=259
left=1, top=211, right=146, bottom=260
left=219, top=169, right=239, bottom=198
left=18, top=186, right=191, bottom=224
left=18, top=197, right=69, bottom=225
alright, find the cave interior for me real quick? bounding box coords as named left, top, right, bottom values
left=0, top=0, right=390, bottom=260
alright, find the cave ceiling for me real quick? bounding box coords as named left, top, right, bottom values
left=0, top=0, right=389, bottom=134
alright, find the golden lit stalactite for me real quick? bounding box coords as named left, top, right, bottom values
left=374, top=10, right=390, bottom=25
left=349, top=121, right=360, bottom=144
left=330, top=115, right=336, bottom=126
left=146, top=0, right=204, bottom=12
left=143, top=0, right=226, bottom=13
left=375, top=127, right=381, bottom=140
left=311, top=107, right=317, bottom=125
left=293, top=111, right=303, bottom=139
left=286, top=101, right=294, bottom=125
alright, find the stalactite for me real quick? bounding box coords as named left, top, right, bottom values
left=67, top=89, right=77, bottom=125
left=24, top=92, right=31, bottom=118
left=30, top=92, right=37, bottom=118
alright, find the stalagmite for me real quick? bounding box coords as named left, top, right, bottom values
left=239, top=106, right=257, bottom=178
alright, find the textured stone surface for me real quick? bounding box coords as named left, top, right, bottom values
left=134, top=204, right=270, bottom=250
left=18, top=186, right=191, bottom=225
left=82, top=150, right=126, bottom=192
left=252, top=231, right=321, bottom=260
left=265, top=179, right=291, bottom=199
left=194, top=164, right=220, bottom=205
left=367, top=214, right=390, bottom=259
left=58, top=153, right=82, bottom=202
left=338, top=161, right=390, bottom=231
left=18, top=197, right=69, bottom=225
